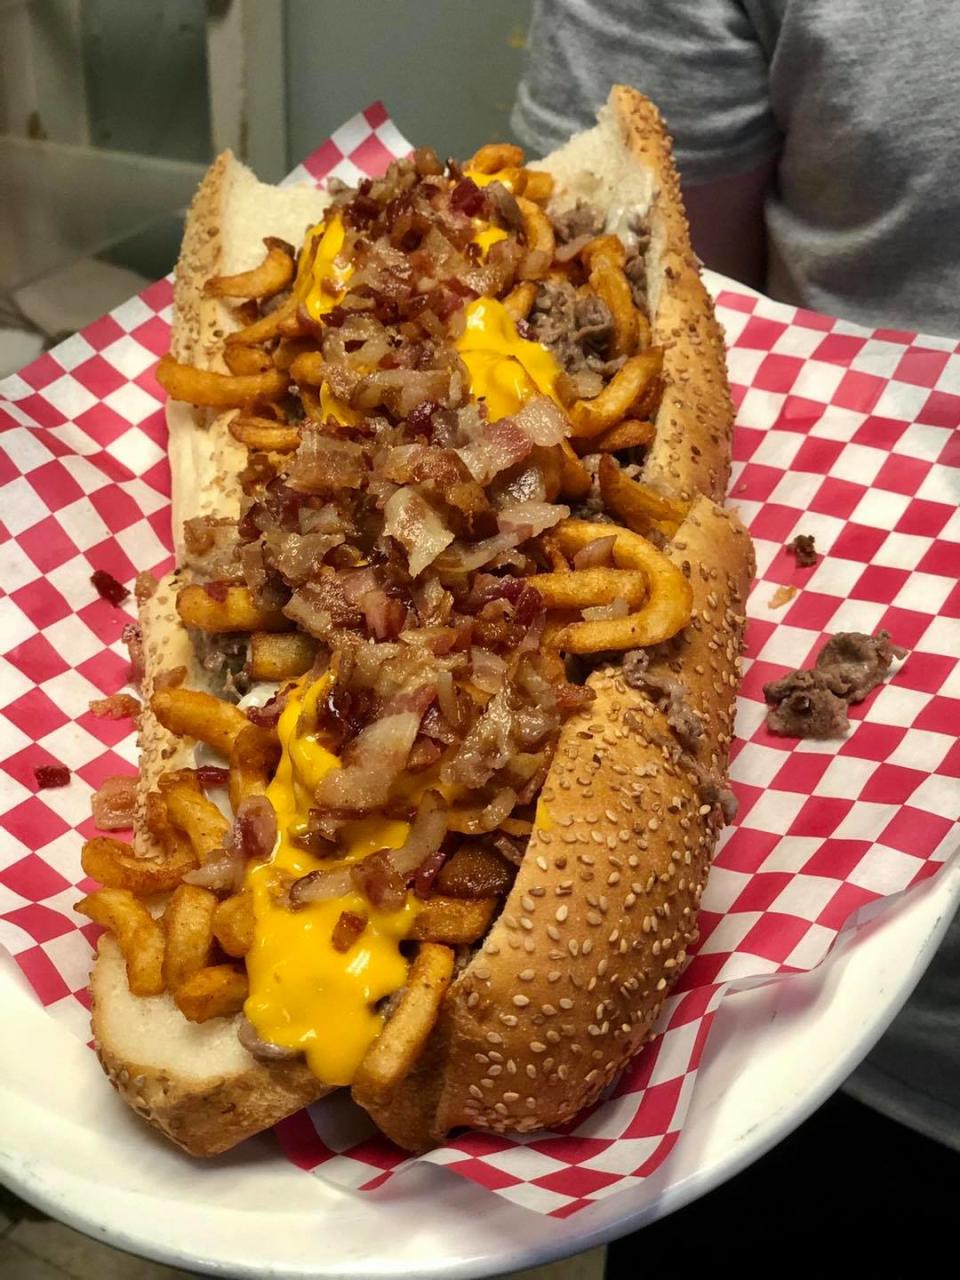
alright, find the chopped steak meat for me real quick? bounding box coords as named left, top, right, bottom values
left=786, top=533, right=818, bottom=567
left=764, top=630, right=907, bottom=738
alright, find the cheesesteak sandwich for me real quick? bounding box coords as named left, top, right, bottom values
left=77, top=86, right=754, bottom=1156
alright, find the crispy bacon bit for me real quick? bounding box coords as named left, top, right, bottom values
left=351, top=850, right=407, bottom=911
left=154, top=666, right=187, bottom=691
left=91, top=569, right=129, bottom=606
left=91, top=774, right=137, bottom=830
left=331, top=910, right=367, bottom=953
left=35, top=764, right=70, bottom=789
left=315, top=690, right=433, bottom=813
left=383, top=487, right=454, bottom=577
left=573, top=535, right=616, bottom=570
left=413, top=844, right=448, bottom=899
left=89, top=692, right=140, bottom=720
left=450, top=177, right=486, bottom=218
left=246, top=689, right=289, bottom=728
left=196, top=765, right=230, bottom=789
left=184, top=850, right=244, bottom=893
left=230, top=795, right=278, bottom=861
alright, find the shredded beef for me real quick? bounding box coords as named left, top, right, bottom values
left=552, top=201, right=605, bottom=243
left=787, top=533, right=819, bottom=567
left=622, top=649, right=704, bottom=752
left=764, top=630, right=907, bottom=738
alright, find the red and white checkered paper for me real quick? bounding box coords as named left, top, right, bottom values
left=1, top=106, right=958, bottom=1218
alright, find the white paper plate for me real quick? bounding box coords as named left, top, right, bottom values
left=3, top=854, right=956, bottom=1278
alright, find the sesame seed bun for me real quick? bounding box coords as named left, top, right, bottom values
left=359, top=497, right=753, bottom=1148
left=540, top=86, right=734, bottom=503
left=91, top=87, right=754, bottom=1156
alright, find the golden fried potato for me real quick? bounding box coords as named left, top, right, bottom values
left=81, top=835, right=196, bottom=894
left=175, top=964, right=249, bottom=1023
left=150, top=688, right=250, bottom=760
left=156, top=356, right=287, bottom=408
left=212, top=890, right=255, bottom=958
left=162, top=884, right=218, bottom=991
left=352, top=944, right=455, bottom=1107
left=75, top=889, right=165, bottom=997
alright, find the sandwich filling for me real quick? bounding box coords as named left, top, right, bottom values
left=151, top=143, right=691, bottom=1081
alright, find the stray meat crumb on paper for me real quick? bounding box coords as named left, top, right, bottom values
left=764, top=630, right=908, bottom=738
left=786, top=533, right=819, bottom=566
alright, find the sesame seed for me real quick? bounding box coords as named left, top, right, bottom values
left=519, top=969, right=535, bottom=982
left=555, top=905, right=569, bottom=923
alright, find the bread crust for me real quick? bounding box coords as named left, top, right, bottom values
left=541, top=86, right=734, bottom=504
left=92, top=938, right=329, bottom=1157
left=362, top=497, right=753, bottom=1147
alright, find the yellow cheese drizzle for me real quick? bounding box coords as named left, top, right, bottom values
left=455, top=297, right=562, bottom=421
left=244, top=675, right=418, bottom=1085
left=244, top=204, right=565, bottom=1086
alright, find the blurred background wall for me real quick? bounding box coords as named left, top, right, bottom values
left=0, top=0, right=532, bottom=371
left=285, top=0, right=531, bottom=166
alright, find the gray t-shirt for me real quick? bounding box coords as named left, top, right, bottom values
left=512, top=0, right=960, bottom=337
left=513, top=0, right=960, bottom=1149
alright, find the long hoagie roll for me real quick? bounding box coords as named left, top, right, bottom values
left=80, top=85, right=755, bottom=1156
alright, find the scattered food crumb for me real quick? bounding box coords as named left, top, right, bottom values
left=89, top=693, right=141, bottom=719
left=768, top=583, right=798, bottom=609
left=90, top=569, right=129, bottom=606
left=763, top=630, right=907, bottom=738
left=786, top=533, right=819, bottom=567
left=35, top=764, right=70, bottom=789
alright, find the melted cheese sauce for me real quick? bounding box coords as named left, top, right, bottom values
left=244, top=676, right=418, bottom=1085
left=244, top=200, right=564, bottom=1084
left=298, top=214, right=353, bottom=320
left=455, top=297, right=562, bottom=420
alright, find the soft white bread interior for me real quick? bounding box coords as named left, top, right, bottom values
left=92, top=936, right=328, bottom=1157
left=168, top=152, right=331, bottom=554
left=540, top=86, right=734, bottom=503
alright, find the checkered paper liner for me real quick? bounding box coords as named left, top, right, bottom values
left=1, top=106, right=958, bottom=1218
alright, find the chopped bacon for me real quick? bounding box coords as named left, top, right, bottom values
left=91, top=774, right=137, bottom=830
left=246, top=689, right=288, bottom=728
left=383, top=486, right=454, bottom=577
left=203, top=580, right=230, bottom=603
left=35, top=764, right=70, bottom=789
left=89, top=692, right=140, bottom=720
left=361, top=589, right=407, bottom=640
left=331, top=910, right=367, bottom=953
left=315, top=688, right=432, bottom=813
left=456, top=419, right=533, bottom=484
left=90, top=569, right=129, bottom=606
left=350, top=851, right=407, bottom=911
left=230, top=795, right=277, bottom=861
left=287, top=430, right=366, bottom=493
